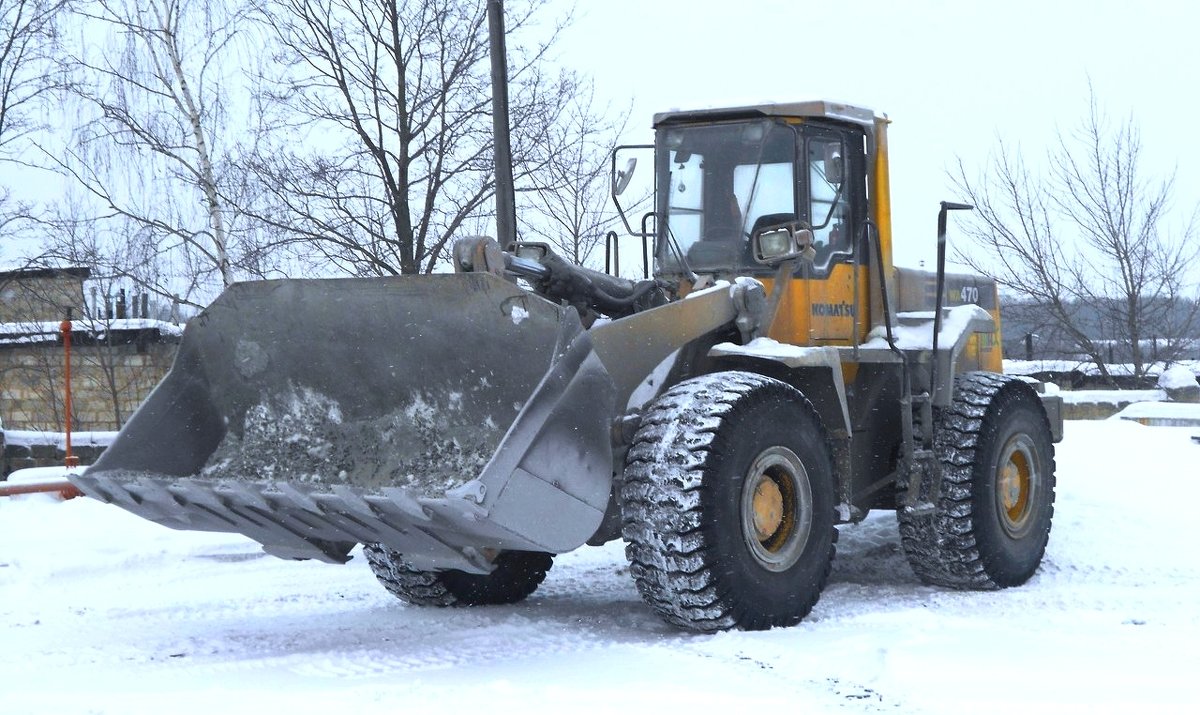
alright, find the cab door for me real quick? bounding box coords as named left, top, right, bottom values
left=768, top=124, right=869, bottom=347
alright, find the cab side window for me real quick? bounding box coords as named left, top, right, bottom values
left=807, top=136, right=851, bottom=266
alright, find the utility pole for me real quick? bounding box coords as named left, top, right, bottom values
left=487, top=0, right=517, bottom=250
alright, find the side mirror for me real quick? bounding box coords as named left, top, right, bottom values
left=823, top=144, right=844, bottom=185
left=752, top=222, right=815, bottom=265
left=612, top=157, right=637, bottom=196
left=511, top=241, right=550, bottom=261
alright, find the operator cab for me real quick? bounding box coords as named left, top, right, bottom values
left=650, top=103, right=871, bottom=281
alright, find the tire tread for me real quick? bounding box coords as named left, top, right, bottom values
left=898, top=372, right=1057, bottom=589
left=621, top=371, right=836, bottom=631
left=363, top=545, right=553, bottom=607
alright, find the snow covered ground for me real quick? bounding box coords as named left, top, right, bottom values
left=2, top=417, right=1199, bottom=714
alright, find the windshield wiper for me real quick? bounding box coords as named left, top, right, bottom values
left=664, top=169, right=699, bottom=283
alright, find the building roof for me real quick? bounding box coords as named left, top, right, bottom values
left=0, top=265, right=91, bottom=282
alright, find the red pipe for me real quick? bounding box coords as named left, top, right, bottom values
left=0, top=314, right=87, bottom=501
left=61, top=314, right=79, bottom=468
left=0, top=477, right=82, bottom=500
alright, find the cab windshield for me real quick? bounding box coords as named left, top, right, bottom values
left=655, top=119, right=797, bottom=274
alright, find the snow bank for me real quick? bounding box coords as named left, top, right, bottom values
left=1159, top=364, right=1200, bottom=390
left=2, top=466, right=87, bottom=502
left=1004, top=359, right=1089, bottom=375
left=1057, top=389, right=1164, bottom=406
left=5, top=465, right=86, bottom=482
left=1006, top=359, right=1200, bottom=380
left=1112, top=400, right=1200, bottom=426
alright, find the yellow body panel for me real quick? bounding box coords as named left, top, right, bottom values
left=760, top=264, right=1003, bottom=379
left=965, top=328, right=1003, bottom=373
left=967, top=290, right=1003, bottom=373
left=761, top=264, right=872, bottom=347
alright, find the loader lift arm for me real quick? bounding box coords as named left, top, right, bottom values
left=454, top=236, right=669, bottom=322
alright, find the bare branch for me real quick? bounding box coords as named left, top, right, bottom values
left=51, top=0, right=263, bottom=303
left=952, top=85, right=1199, bottom=380
left=244, top=0, right=575, bottom=276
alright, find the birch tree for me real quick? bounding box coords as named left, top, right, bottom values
left=49, top=0, right=258, bottom=306
left=0, top=0, right=68, bottom=156
left=0, top=0, right=70, bottom=247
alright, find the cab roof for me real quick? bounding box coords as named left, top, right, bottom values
left=653, top=100, right=878, bottom=129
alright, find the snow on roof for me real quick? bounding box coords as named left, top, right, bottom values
left=0, top=264, right=90, bottom=280
left=0, top=318, right=184, bottom=346
left=3, top=430, right=117, bottom=449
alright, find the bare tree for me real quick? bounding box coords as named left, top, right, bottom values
left=0, top=0, right=70, bottom=249
left=39, top=190, right=173, bottom=300
left=519, top=87, right=631, bottom=267
left=45, top=0, right=260, bottom=307
left=246, top=0, right=578, bottom=276
left=0, top=0, right=68, bottom=159
left=953, top=89, right=1199, bottom=381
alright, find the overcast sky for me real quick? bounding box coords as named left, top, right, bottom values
left=559, top=0, right=1198, bottom=271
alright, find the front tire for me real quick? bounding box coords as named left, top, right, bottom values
left=621, top=371, right=837, bottom=631
left=363, top=545, right=553, bottom=607
left=899, top=372, right=1056, bottom=589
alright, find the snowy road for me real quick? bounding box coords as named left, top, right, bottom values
left=2, top=418, right=1199, bottom=714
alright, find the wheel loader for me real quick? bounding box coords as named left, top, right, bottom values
left=71, top=98, right=1063, bottom=632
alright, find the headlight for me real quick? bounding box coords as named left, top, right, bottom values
left=759, top=230, right=792, bottom=258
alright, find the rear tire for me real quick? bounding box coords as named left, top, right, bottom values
left=621, top=371, right=837, bottom=632
left=899, top=372, right=1056, bottom=589
left=363, top=545, right=553, bottom=607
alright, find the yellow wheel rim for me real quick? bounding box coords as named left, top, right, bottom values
left=996, top=435, right=1039, bottom=538
left=740, top=446, right=812, bottom=572
left=751, top=478, right=785, bottom=542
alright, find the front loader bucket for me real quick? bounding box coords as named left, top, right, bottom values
left=74, top=274, right=617, bottom=572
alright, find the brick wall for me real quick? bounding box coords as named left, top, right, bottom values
left=2, top=440, right=110, bottom=477
left=1, top=339, right=176, bottom=432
